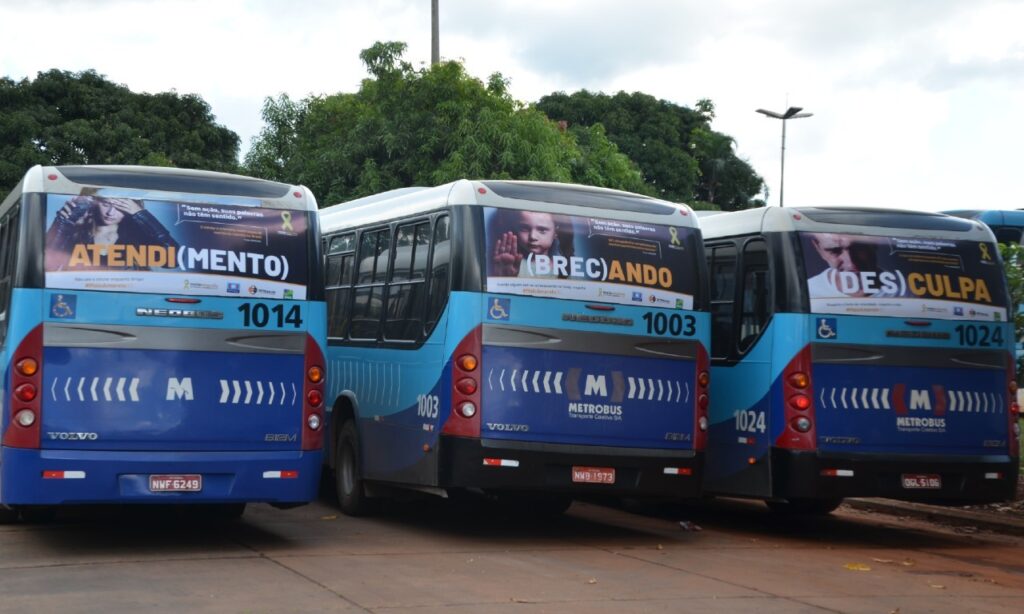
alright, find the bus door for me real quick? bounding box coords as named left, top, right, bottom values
left=37, top=192, right=318, bottom=463
left=476, top=207, right=707, bottom=456
left=705, top=238, right=775, bottom=497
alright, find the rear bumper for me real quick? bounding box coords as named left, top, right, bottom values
left=0, top=447, right=322, bottom=506
left=439, top=435, right=703, bottom=498
left=772, top=449, right=1019, bottom=504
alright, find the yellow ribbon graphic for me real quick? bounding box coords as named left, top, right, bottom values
left=669, top=227, right=682, bottom=246
left=979, top=243, right=992, bottom=261
left=281, top=211, right=294, bottom=232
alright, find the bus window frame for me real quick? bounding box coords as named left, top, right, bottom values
left=707, top=234, right=775, bottom=364
left=324, top=211, right=452, bottom=350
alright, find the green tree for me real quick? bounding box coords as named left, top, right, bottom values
left=535, top=91, right=764, bottom=210
left=245, top=42, right=648, bottom=205
left=0, top=69, right=240, bottom=199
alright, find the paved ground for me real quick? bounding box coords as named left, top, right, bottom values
left=1, top=494, right=1022, bottom=613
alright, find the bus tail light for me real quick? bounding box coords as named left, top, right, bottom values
left=443, top=326, right=482, bottom=438
left=302, top=335, right=326, bottom=451
left=776, top=345, right=816, bottom=450
left=1008, top=360, right=1019, bottom=457
left=4, top=325, right=43, bottom=449
left=694, top=343, right=710, bottom=451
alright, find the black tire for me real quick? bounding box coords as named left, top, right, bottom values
left=765, top=497, right=843, bottom=515
left=335, top=421, right=379, bottom=516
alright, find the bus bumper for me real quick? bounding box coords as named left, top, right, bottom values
left=771, top=449, right=1020, bottom=504
left=439, top=436, right=703, bottom=498
left=0, top=447, right=323, bottom=506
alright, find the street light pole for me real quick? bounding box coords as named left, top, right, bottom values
left=756, top=106, right=812, bottom=207
left=431, top=0, right=440, bottom=65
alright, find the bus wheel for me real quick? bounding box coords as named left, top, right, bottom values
left=765, top=498, right=843, bottom=515
left=335, top=421, right=379, bottom=517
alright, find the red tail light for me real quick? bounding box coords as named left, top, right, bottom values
left=443, top=326, right=482, bottom=438
left=4, top=325, right=43, bottom=449
left=302, top=335, right=326, bottom=451
left=694, top=343, right=710, bottom=451
left=776, top=345, right=816, bottom=450
left=1008, top=358, right=1019, bottom=457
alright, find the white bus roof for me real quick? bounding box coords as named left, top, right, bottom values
left=1, top=165, right=317, bottom=213
left=700, top=206, right=994, bottom=242
left=319, top=179, right=698, bottom=233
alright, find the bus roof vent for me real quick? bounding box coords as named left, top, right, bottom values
left=797, top=207, right=974, bottom=232
left=481, top=181, right=679, bottom=216
left=56, top=166, right=293, bottom=199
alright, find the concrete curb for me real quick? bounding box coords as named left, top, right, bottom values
left=845, top=498, right=1024, bottom=537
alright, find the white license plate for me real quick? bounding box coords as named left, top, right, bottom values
left=572, top=466, right=615, bottom=484
left=149, top=474, right=202, bottom=492
left=901, top=473, right=941, bottom=489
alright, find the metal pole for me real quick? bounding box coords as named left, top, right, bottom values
left=779, top=118, right=787, bottom=208
left=431, top=0, right=439, bottom=65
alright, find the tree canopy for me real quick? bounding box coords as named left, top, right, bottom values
left=0, top=69, right=240, bottom=199
left=535, top=91, right=764, bottom=210
left=245, top=42, right=651, bottom=205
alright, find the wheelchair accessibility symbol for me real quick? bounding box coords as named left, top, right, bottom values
left=487, top=297, right=511, bottom=321
left=816, top=317, right=837, bottom=339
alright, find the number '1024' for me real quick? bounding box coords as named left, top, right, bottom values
left=954, top=324, right=1003, bottom=347
left=238, top=303, right=303, bottom=328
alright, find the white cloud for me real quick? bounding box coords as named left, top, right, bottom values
left=2, top=0, right=1022, bottom=211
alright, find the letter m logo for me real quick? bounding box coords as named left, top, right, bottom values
left=166, top=377, right=194, bottom=401
left=584, top=374, right=608, bottom=397
left=909, top=389, right=931, bottom=411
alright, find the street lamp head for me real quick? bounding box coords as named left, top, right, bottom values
left=756, top=108, right=785, bottom=119
left=781, top=106, right=803, bottom=119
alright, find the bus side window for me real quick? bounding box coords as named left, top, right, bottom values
left=0, top=205, right=20, bottom=347
left=325, top=232, right=355, bottom=339
left=351, top=228, right=391, bottom=340
left=385, top=221, right=431, bottom=341
left=708, top=242, right=737, bottom=360
left=737, top=238, right=771, bottom=354
left=425, top=215, right=451, bottom=336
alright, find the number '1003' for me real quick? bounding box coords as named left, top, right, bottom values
left=642, top=312, right=696, bottom=337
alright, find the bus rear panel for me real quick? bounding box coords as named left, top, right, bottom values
left=704, top=208, right=1018, bottom=507
left=0, top=166, right=326, bottom=510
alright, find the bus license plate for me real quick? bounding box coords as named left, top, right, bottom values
left=149, top=475, right=202, bottom=492
left=901, top=474, right=941, bottom=490
left=572, top=466, right=615, bottom=484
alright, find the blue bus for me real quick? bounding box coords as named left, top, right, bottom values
left=0, top=165, right=326, bottom=522
left=701, top=207, right=1019, bottom=514
left=945, top=209, right=1024, bottom=246
left=319, top=180, right=710, bottom=515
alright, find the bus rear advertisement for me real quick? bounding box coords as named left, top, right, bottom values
left=1, top=165, right=326, bottom=521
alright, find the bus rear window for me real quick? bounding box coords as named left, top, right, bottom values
left=484, top=207, right=700, bottom=310
left=799, top=231, right=1008, bottom=321
left=44, top=193, right=309, bottom=299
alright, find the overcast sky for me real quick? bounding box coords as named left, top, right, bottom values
left=2, top=0, right=1022, bottom=211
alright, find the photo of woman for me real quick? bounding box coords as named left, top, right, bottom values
left=45, top=195, right=178, bottom=270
